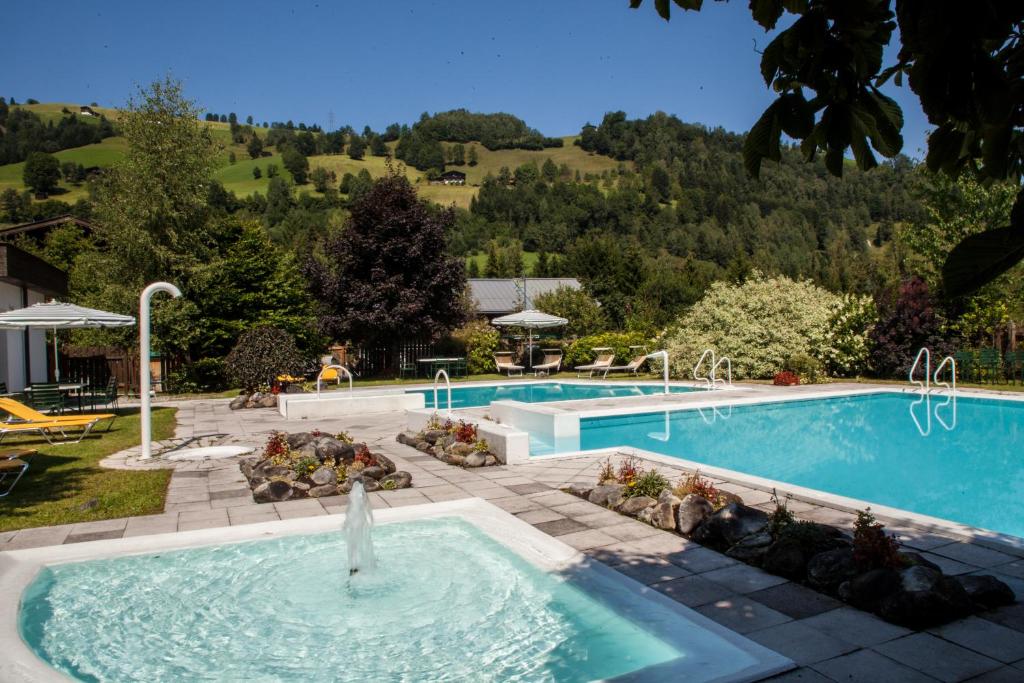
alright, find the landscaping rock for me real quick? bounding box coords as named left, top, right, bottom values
left=692, top=502, right=768, bottom=548
left=719, top=491, right=745, bottom=506
left=450, top=442, right=474, bottom=457
left=879, top=567, right=974, bottom=628
left=589, top=484, right=626, bottom=509
left=263, top=466, right=296, bottom=480
left=308, top=484, right=339, bottom=498
left=339, top=476, right=380, bottom=494
left=315, top=438, right=354, bottom=463
left=839, top=568, right=902, bottom=609
left=253, top=479, right=293, bottom=503
left=900, top=564, right=942, bottom=593
left=955, top=574, right=1015, bottom=609
left=441, top=434, right=456, bottom=449
left=445, top=453, right=466, bottom=467
left=311, top=466, right=337, bottom=486
left=380, top=471, right=413, bottom=489
left=423, top=429, right=446, bottom=444
left=566, top=483, right=593, bottom=499
left=618, top=496, right=656, bottom=517
left=415, top=441, right=432, bottom=453
left=676, top=494, right=714, bottom=535
left=361, top=478, right=380, bottom=492
left=292, top=481, right=310, bottom=493
left=726, top=531, right=774, bottom=566
left=658, top=489, right=682, bottom=508
left=229, top=395, right=247, bottom=410
left=806, top=548, right=859, bottom=593
left=361, top=466, right=386, bottom=480
left=465, top=452, right=487, bottom=467
left=375, top=453, right=397, bottom=475
left=77, top=498, right=99, bottom=512
left=762, top=536, right=809, bottom=578
left=396, top=432, right=419, bottom=446
left=286, top=432, right=315, bottom=450
left=258, top=395, right=277, bottom=408
left=284, top=384, right=305, bottom=394
left=239, top=457, right=258, bottom=479
left=648, top=502, right=677, bottom=530
left=484, top=454, right=499, bottom=466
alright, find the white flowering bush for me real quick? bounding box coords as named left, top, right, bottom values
left=664, top=273, right=875, bottom=380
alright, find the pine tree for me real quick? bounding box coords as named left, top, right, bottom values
left=467, top=258, right=480, bottom=278
left=484, top=241, right=501, bottom=278
left=534, top=250, right=549, bottom=277
left=467, top=146, right=478, bottom=166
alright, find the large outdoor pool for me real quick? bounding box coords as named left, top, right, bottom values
left=574, top=393, right=1024, bottom=538
left=18, top=517, right=779, bottom=682
left=411, top=381, right=696, bottom=409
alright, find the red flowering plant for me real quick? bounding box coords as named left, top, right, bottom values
left=353, top=444, right=378, bottom=468
left=263, top=432, right=289, bottom=460
left=773, top=371, right=800, bottom=386
left=852, top=508, right=904, bottom=570
left=454, top=421, right=478, bottom=444
left=615, top=455, right=644, bottom=486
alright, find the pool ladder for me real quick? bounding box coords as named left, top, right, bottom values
left=693, top=349, right=733, bottom=390
left=434, top=369, right=452, bottom=415
left=316, top=365, right=353, bottom=398
left=908, top=348, right=957, bottom=435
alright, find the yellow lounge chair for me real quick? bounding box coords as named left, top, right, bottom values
left=0, top=418, right=101, bottom=445
left=0, top=398, right=115, bottom=427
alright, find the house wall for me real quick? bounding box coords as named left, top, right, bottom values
left=26, top=289, right=46, bottom=384
left=0, top=283, right=50, bottom=391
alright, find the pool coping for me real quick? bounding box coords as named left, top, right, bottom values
left=522, top=386, right=1024, bottom=555
left=0, top=498, right=793, bottom=683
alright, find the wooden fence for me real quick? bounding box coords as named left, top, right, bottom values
left=59, top=346, right=184, bottom=395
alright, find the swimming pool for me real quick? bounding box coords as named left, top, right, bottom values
left=412, top=381, right=696, bottom=409
left=15, top=510, right=787, bottom=681
left=573, top=393, right=1024, bottom=538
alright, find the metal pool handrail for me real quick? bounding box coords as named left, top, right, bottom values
left=317, top=365, right=353, bottom=398
left=933, top=355, right=957, bottom=394
left=434, top=369, right=452, bottom=415
left=646, top=350, right=670, bottom=394
left=711, top=355, right=732, bottom=388
left=693, top=349, right=715, bottom=389
left=909, top=347, right=931, bottom=393
left=933, top=355, right=958, bottom=432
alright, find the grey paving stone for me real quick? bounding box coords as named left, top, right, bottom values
left=515, top=508, right=565, bottom=525
left=650, top=574, right=736, bottom=607
left=613, top=560, right=689, bottom=585
left=177, top=509, right=229, bottom=525
left=747, top=620, right=856, bottom=665
left=69, top=518, right=128, bottom=534
left=761, top=668, right=832, bottom=683
left=533, top=518, right=588, bottom=537
left=931, top=543, right=1018, bottom=569
left=873, top=633, right=1002, bottom=682
left=504, top=482, right=551, bottom=495
left=701, top=562, right=789, bottom=594
left=556, top=528, right=619, bottom=551
left=574, top=510, right=632, bottom=528
left=930, top=616, right=1024, bottom=663
left=920, top=551, right=980, bottom=576
left=993, top=560, right=1024, bottom=581
left=979, top=603, right=1024, bottom=633
left=810, top=649, right=938, bottom=683
left=209, top=488, right=251, bottom=501
left=696, top=595, right=793, bottom=635
left=964, top=667, right=1024, bottom=682
left=488, top=496, right=540, bottom=514
left=551, top=501, right=606, bottom=517
left=601, top=521, right=664, bottom=542
left=800, top=607, right=911, bottom=648
left=64, top=529, right=125, bottom=544
left=747, top=582, right=844, bottom=620
left=665, top=545, right=738, bottom=574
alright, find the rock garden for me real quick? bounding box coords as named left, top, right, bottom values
left=396, top=416, right=501, bottom=468
left=566, top=455, right=1015, bottom=629
left=241, top=430, right=413, bottom=503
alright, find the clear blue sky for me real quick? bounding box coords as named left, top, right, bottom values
left=4, top=0, right=930, bottom=158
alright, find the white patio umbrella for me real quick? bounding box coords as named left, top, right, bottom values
left=491, top=309, right=568, bottom=370
left=0, top=301, right=136, bottom=383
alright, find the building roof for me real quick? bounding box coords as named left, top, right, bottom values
left=0, top=244, right=68, bottom=298
left=0, top=214, right=95, bottom=241
left=468, top=278, right=581, bottom=315
left=440, top=170, right=466, bottom=177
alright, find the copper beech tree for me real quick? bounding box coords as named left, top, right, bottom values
left=303, top=169, right=467, bottom=368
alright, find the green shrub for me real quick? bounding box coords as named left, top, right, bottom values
left=564, top=331, right=649, bottom=368
left=784, top=353, right=823, bottom=383
left=627, top=469, right=670, bottom=499
left=449, top=319, right=500, bottom=374
left=225, top=326, right=305, bottom=393
left=663, top=272, right=874, bottom=379
left=532, top=286, right=608, bottom=338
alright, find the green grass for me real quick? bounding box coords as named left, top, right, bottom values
left=465, top=250, right=542, bottom=274
left=0, top=407, right=177, bottom=532
left=0, top=137, right=129, bottom=202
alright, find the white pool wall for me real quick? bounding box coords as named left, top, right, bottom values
left=405, top=407, right=527, bottom=464
left=279, top=389, right=424, bottom=420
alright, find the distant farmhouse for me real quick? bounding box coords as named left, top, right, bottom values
left=79, top=105, right=97, bottom=117
left=468, top=277, right=582, bottom=319
left=433, top=170, right=466, bottom=186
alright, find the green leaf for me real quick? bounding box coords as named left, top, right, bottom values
left=743, top=104, right=782, bottom=177
left=925, top=126, right=967, bottom=175
left=942, top=226, right=1024, bottom=297
left=749, top=0, right=784, bottom=29
left=760, top=33, right=786, bottom=86
left=655, top=0, right=671, bottom=19
left=777, top=93, right=814, bottom=138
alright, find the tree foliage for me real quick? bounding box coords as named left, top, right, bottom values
left=868, top=276, right=951, bottom=377
left=22, top=152, right=60, bottom=195
left=225, top=325, right=305, bottom=393
left=532, top=286, right=608, bottom=338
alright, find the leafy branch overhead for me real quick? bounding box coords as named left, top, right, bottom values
left=630, top=0, right=1024, bottom=296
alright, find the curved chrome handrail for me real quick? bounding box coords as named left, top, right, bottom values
left=434, top=369, right=452, bottom=415
left=317, top=364, right=353, bottom=398
left=646, top=350, right=670, bottom=394
left=711, top=355, right=732, bottom=387
left=933, top=355, right=957, bottom=431
left=909, top=347, right=931, bottom=393
left=693, top=349, right=715, bottom=389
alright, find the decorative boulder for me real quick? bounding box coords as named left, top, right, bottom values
left=339, top=477, right=380, bottom=494
left=286, top=432, right=315, bottom=450
left=415, top=441, right=432, bottom=453
left=465, top=452, right=487, bottom=467
left=311, top=466, right=337, bottom=486
left=484, top=455, right=499, bottom=466
left=726, top=531, right=774, bottom=565
left=762, top=536, right=810, bottom=578
left=878, top=566, right=974, bottom=628
left=589, top=484, right=626, bottom=509
left=692, top=502, right=768, bottom=548
left=648, top=502, right=677, bottom=530
left=839, top=568, right=902, bottom=609
left=379, top=471, right=413, bottom=489
left=396, top=432, right=419, bottom=446
left=955, top=574, right=1015, bottom=609
left=423, top=429, right=446, bottom=444
left=239, top=457, right=258, bottom=479
left=806, top=548, right=859, bottom=593
left=618, top=496, right=657, bottom=517
left=284, top=384, right=304, bottom=393
left=676, top=494, right=714, bottom=535
left=375, top=453, right=397, bottom=475
left=361, top=466, right=386, bottom=480
left=229, top=395, right=247, bottom=410
left=566, top=483, right=593, bottom=499
left=258, top=395, right=277, bottom=408
left=308, top=484, right=339, bottom=498
left=445, top=453, right=466, bottom=467
left=658, top=489, right=682, bottom=508
left=315, top=438, right=354, bottom=463
left=450, top=442, right=474, bottom=457
left=253, top=480, right=293, bottom=503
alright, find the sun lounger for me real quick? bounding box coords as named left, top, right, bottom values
left=0, top=413, right=105, bottom=445
left=0, top=398, right=115, bottom=430
left=0, top=457, right=29, bottom=497
left=605, top=354, right=648, bottom=377
left=575, top=349, right=616, bottom=378
left=533, top=350, right=563, bottom=376
left=494, top=353, right=524, bottom=377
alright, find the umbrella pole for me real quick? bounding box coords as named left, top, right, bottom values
left=528, top=328, right=533, bottom=371
left=53, top=328, right=59, bottom=384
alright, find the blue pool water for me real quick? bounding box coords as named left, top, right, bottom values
left=18, top=518, right=764, bottom=682
left=576, top=393, right=1024, bottom=538
left=413, top=381, right=695, bottom=409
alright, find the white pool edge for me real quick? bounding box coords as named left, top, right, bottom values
left=0, top=498, right=793, bottom=683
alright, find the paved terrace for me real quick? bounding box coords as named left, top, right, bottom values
left=2, top=383, right=1024, bottom=681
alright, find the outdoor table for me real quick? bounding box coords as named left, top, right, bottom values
left=416, top=357, right=464, bottom=378
left=24, top=383, right=85, bottom=413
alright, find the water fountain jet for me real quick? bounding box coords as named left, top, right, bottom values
left=343, top=480, right=376, bottom=575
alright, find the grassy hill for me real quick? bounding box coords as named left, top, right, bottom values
left=465, top=250, right=541, bottom=274
left=1, top=103, right=621, bottom=210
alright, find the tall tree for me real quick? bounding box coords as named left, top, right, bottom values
left=467, top=146, right=478, bottom=166
left=304, top=171, right=466, bottom=364
left=247, top=134, right=263, bottom=159
left=347, top=134, right=366, bottom=160
left=22, top=152, right=60, bottom=195
left=281, top=146, right=309, bottom=184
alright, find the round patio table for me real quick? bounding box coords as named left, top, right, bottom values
left=416, top=357, right=464, bottom=377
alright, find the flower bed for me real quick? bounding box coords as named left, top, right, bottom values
left=240, top=430, right=413, bottom=503
left=395, top=417, right=499, bottom=468
left=566, top=456, right=1015, bottom=629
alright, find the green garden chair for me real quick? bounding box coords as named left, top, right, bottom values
left=399, top=358, right=417, bottom=379
left=978, top=348, right=1003, bottom=384
left=28, top=383, right=64, bottom=415
left=81, top=377, right=119, bottom=414
left=1008, top=350, right=1024, bottom=385
left=953, top=351, right=976, bottom=383
left=453, top=358, right=467, bottom=378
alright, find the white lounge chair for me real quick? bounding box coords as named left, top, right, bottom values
left=606, top=354, right=648, bottom=376
left=575, top=349, right=615, bottom=378
left=533, top=349, right=563, bottom=376
left=494, top=353, right=524, bottom=377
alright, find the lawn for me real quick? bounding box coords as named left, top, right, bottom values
left=466, top=250, right=542, bottom=274
left=0, top=407, right=177, bottom=532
